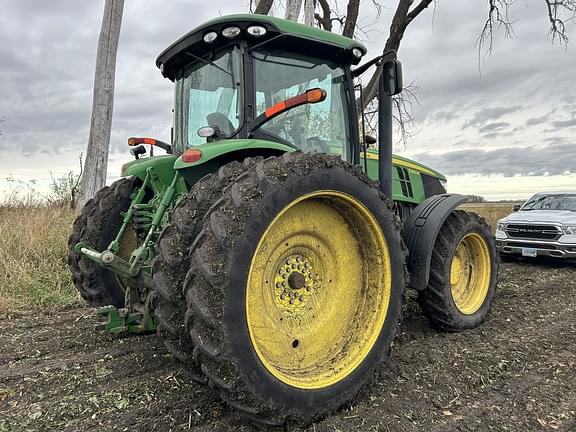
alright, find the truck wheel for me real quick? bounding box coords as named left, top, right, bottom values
left=184, top=152, right=405, bottom=426
left=67, top=177, right=140, bottom=307
left=152, top=158, right=261, bottom=383
left=418, top=210, right=497, bottom=331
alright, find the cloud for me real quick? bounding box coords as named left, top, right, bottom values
left=551, top=118, right=576, bottom=128
left=464, top=107, right=521, bottom=129
left=412, top=143, right=576, bottom=177
left=478, top=121, right=511, bottom=133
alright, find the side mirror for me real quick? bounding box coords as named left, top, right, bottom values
left=364, top=135, right=377, bottom=145
left=130, top=145, right=147, bottom=160
left=512, top=204, right=521, bottom=212
left=382, top=59, right=403, bottom=96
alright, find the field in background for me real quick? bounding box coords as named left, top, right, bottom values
left=0, top=202, right=515, bottom=312
left=460, top=202, right=515, bottom=230
left=0, top=206, right=80, bottom=312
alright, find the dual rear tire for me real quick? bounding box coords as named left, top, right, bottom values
left=166, top=152, right=406, bottom=425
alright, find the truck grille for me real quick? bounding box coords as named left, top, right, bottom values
left=505, top=224, right=561, bottom=240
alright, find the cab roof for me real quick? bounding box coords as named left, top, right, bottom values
left=156, top=14, right=367, bottom=81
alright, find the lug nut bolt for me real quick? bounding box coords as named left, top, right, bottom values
left=289, top=298, right=295, bottom=305
left=299, top=295, right=304, bottom=301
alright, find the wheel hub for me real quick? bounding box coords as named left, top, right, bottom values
left=275, top=255, right=319, bottom=308
left=246, top=191, right=393, bottom=389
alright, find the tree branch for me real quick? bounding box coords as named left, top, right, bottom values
left=254, top=0, right=275, bottom=15
left=342, top=0, right=360, bottom=38
left=543, top=0, right=576, bottom=44
left=315, top=0, right=333, bottom=31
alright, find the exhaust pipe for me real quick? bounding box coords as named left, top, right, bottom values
left=378, top=75, right=393, bottom=197
left=377, top=55, right=403, bottom=198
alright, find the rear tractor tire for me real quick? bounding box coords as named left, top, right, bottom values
left=67, top=177, right=141, bottom=307
left=151, top=158, right=262, bottom=383
left=418, top=210, right=497, bottom=331
left=184, top=152, right=406, bottom=426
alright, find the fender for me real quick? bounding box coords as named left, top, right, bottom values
left=403, top=194, right=468, bottom=290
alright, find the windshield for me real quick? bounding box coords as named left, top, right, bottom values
left=521, top=194, right=576, bottom=211
left=174, top=47, right=241, bottom=152
left=253, top=49, right=352, bottom=159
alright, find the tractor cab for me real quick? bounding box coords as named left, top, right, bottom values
left=156, top=14, right=366, bottom=163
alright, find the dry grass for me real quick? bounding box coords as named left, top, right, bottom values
left=0, top=205, right=80, bottom=312
left=459, top=203, right=515, bottom=230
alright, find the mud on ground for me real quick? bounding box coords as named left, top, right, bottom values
left=1, top=259, right=575, bottom=432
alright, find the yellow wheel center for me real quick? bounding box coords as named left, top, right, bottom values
left=246, top=191, right=392, bottom=389
left=450, top=232, right=491, bottom=315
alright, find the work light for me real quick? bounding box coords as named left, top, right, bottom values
left=247, top=25, right=267, bottom=37
left=203, top=31, right=218, bottom=43
left=222, top=26, right=241, bottom=38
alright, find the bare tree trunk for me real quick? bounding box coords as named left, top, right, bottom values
left=254, top=0, right=274, bottom=15
left=78, top=0, right=124, bottom=210
left=342, top=0, right=360, bottom=37
left=285, top=0, right=303, bottom=21
left=304, top=0, right=315, bottom=25
left=361, top=0, right=432, bottom=108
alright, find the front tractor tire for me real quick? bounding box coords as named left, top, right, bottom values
left=151, top=158, right=261, bottom=382
left=418, top=210, right=497, bottom=331
left=184, top=153, right=405, bottom=426
left=67, top=177, right=140, bottom=307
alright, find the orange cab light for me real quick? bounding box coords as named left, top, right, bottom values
left=306, top=88, right=326, bottom=103
left=264, top=88, right=327, bottom=119
left=182, top=148, right=202, bottom=163
left=128, top=137, right=157, bottom=146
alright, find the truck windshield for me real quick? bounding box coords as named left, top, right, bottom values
left=522, top=194, right=576, bottom=211
left=174, top=47, right=241, bottom=151
left=253, top=49, right=351, bottom=159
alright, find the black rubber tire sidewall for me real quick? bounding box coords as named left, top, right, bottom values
left=425, top=211, right=498, bottom=330
left=223, top=165, right=404, bottom=417
left=68, top=178, right=138, bottom=307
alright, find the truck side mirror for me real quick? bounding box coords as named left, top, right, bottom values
left=512, top=204, right=521, bottom=212
left=382, top=59, right=403, bottom=96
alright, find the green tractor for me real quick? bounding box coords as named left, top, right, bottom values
left=68, top=14, right=497, bottom=426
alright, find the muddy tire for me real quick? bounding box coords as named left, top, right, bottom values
left=67, top=177, right=140, bottom=307
left=151, top=158, right=262, bottom=383
left=418, top=210, right=497, bottom=331
left=184, top=152, right=405, bottom=426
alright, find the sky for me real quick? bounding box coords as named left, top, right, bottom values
left=0, top=0, right=574, bottom=201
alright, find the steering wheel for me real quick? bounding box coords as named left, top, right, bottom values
left=207, top=112, right=235, bottom=137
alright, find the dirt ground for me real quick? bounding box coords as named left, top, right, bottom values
left=1, top=259, right=575, bottom=432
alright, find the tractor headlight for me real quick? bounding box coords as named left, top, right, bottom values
left=222, top=26, right=241, bottom=38
left=203, top=31, right=218, bottom=43
left=247, top=25, right=267, bottom=37
left=562, top=225, right=576, bottom=235
left=352, top=48, right=363, bottom=58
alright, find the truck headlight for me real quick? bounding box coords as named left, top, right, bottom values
left=496, top=222, right=505, bottom=232
left=562, top=225, right=576, bottom=235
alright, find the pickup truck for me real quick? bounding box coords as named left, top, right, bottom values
left=496, top=191, right=576, bottom=260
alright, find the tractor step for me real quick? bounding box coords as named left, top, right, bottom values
left=95, top=305, right=157, bottom=334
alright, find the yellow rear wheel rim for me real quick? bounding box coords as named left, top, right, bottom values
left=450, top=232, right=491, bottom=315
left=246, top=191, right=392, bottom=389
